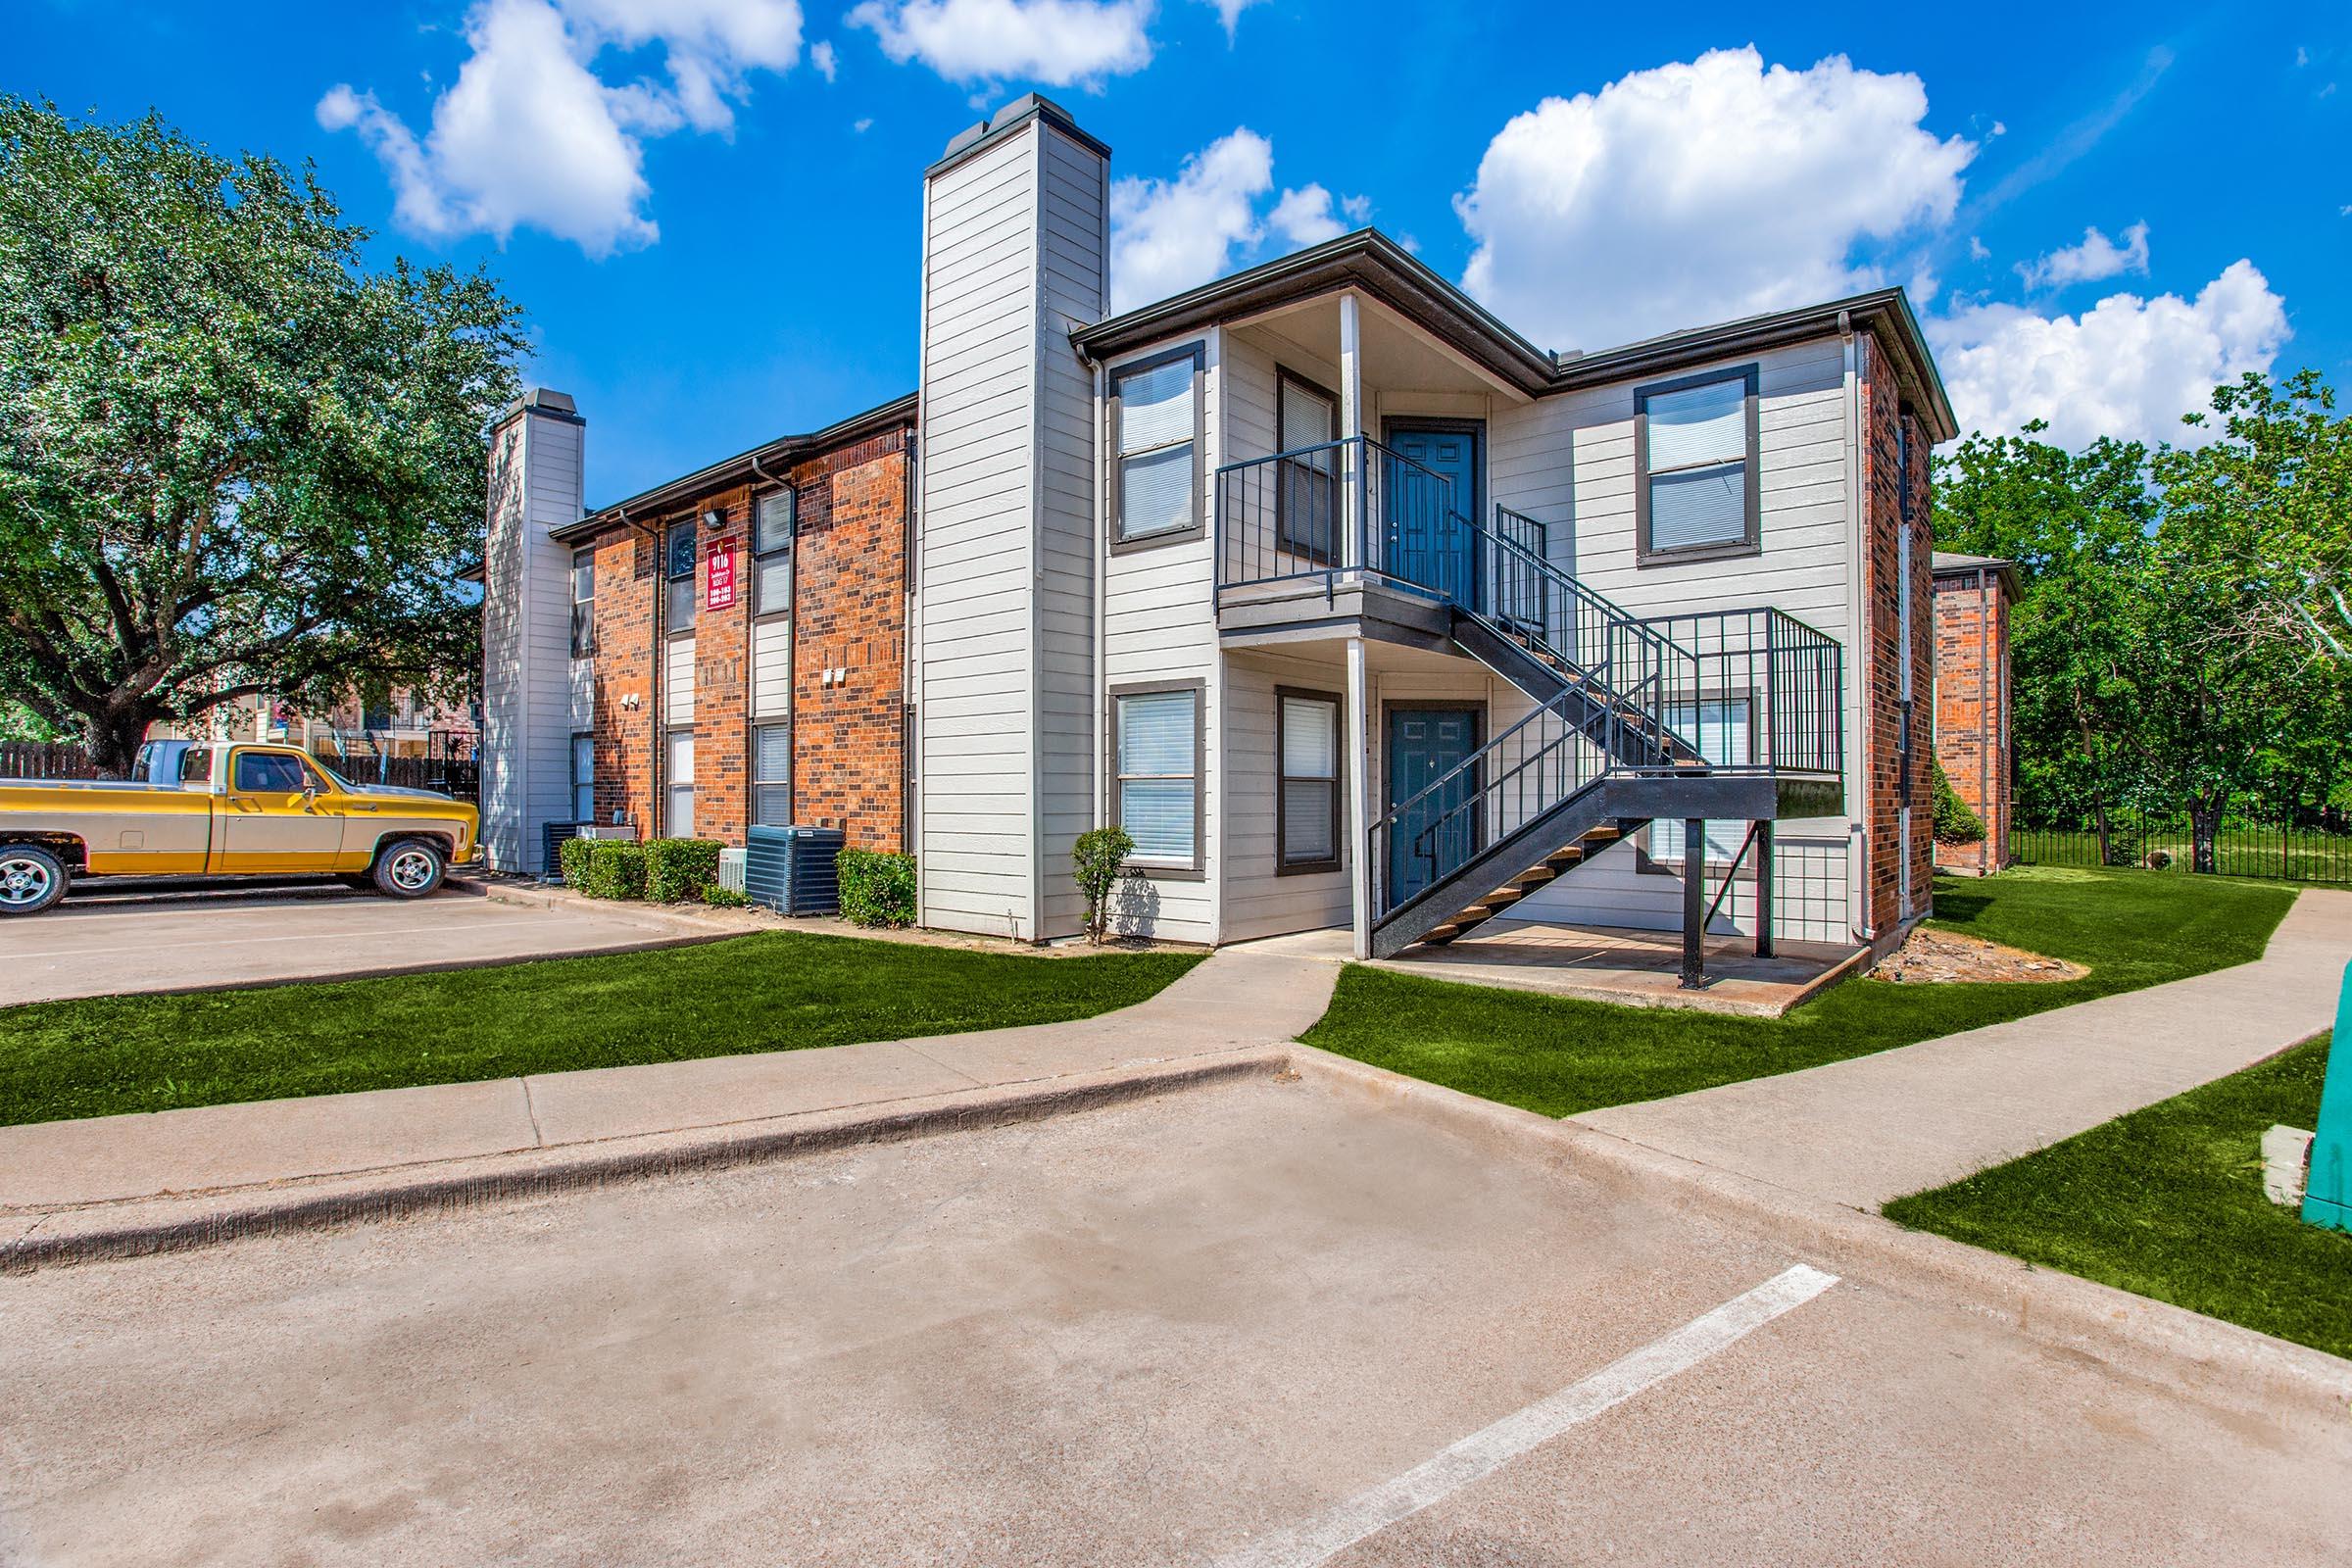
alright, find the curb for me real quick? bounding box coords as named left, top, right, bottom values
left=1286, top=1046, right=2352, bottom=1421
left=1, top=1048, right=1287, bottom=1275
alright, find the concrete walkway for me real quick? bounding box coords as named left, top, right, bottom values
left=1575, top=888, right=2352, bottom=1208
left=0, top=942, right=1337, bottom=1222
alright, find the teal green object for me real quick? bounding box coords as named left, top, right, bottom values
left=2302, top=961, right=2352, bottom=1231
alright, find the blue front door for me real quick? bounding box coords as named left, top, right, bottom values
left=1387, top=707, right=1480, bottom=906
left=1385, top=422, right=1482, bottom=609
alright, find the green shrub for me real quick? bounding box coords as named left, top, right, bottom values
left=557, top=832, right=593, bottom=888
left=1932, top=757, right=1985, bottom=845
left=579, top=840, right=647, bottom=901
left=702, top=885, right=749, bottom=908
left=644, top=838, right=724, bottom=903
left=838, top=847, right=916, bottom=928
left=1072, top=826, right=1135, bottom=944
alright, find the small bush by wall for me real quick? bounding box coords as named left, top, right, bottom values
left=838, top=848, right=916, bottom=928
left=702, top=884, right=749, bottom=908
left=580, top=840, right=648, bottom=901
left=644, top=838, right=724, bottom=904
left=1933, top=758, right=1985, bottom=845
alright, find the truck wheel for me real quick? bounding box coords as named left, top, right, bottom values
left=372, top=839, right=447, bottom=900
left=0, top=845, right=69, bottom=916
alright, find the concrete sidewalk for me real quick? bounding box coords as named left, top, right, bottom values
left=1575, top=887, right=2352, bottom=1208
left=0, top=941, right=1338, bottom=1226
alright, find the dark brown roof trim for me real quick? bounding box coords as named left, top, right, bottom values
left=1070, top=229, right=1559, bottom=396
left=1070, top=232, right=1957, bottom=441
left=555, top=391, right=917, bottom=542
left=1553, top=288, right=1958, bottom=442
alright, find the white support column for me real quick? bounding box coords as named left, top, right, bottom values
left=1338, top=291, right=1364, bottom=570
left=1348, top=633, right=1371, bottom=958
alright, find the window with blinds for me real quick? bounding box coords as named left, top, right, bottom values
left=755, top=489, right=794, bottom=618
left=1276, top=370, right=1338, bottom=563
left=1114, top=687, right=1200, bottom=866
left=570, top=732, right=595, bottom=823
left=1277, top=690, right=1341, bottom=872
left=753, top=723, right=791, bottom=826
left=1637, top=369, right=1757, bottom=561
left=569, top=550, right=596, bottom=659
left=665, top=730, right=695, bottom=837
left=664, top=521, right=698, bottom=634
left=1112, top=348, right=1201, bottom=544
left=1650, top=698, right=1752, bottom=864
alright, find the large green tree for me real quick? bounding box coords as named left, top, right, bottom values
left=0, top=99, right=524, bottom=773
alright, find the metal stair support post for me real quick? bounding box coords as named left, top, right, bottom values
left=1680, top=818, right=1706, bottom=989
left=1754, top=818, right=1776, bottom=958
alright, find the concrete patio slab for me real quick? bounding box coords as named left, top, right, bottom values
left=1575, top=886, right=2352, bottom=1208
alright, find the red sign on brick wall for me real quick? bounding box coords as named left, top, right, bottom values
left=706, top=542, right=736, bottom=611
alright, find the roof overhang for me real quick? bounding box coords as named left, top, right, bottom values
left=1070, top=230, right=1559, bottom=397
left=553, top=391, right=917, bottom=543
left=1932, top=550, right=2020, bottom=597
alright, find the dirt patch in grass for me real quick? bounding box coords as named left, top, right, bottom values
left=1870, top=925, right=2087, bottom=985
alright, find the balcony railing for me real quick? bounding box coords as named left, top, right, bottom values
left=1214, top=435, right=1480, bottom=606
left=1638, top=610, right=1845, bottom=780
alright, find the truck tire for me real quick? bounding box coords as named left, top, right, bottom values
left=371, top=838, right=447, bottom=900
left=0, top=844, right=69, bottom=916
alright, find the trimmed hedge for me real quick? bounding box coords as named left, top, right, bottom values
left=557, top=832, right=594, bottom=889
left=645, top=838, right=724, bottom=903
left=578, top=840, right=647, bottom=901
left=838, top=848, right=916, bottom=928
left=702, top=885, right=749, bottom=908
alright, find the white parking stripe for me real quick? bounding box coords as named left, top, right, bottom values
left=1214, top=1264, right=1840, bottom=1568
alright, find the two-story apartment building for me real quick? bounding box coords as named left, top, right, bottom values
left=485, top=93, right=1955, bottom=982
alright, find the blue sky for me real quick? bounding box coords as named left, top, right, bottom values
left=12, top=1, right=2350, bottom=504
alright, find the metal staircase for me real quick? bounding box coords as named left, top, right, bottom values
left=1367, top=500, right=1843, bottom=962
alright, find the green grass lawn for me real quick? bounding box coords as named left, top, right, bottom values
left=1886, top=1034, right=2352, bottom=1359
left=0, top=934, right=1202, bottom=1127
left=1300, top=867, right=2295, bottom=1119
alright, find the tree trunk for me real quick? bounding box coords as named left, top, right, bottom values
left=81, top=697, right=159, bottom=780
left=2092, top=802, right=2113, bottom=867
left=2188, top=796, right=2224, bottom=876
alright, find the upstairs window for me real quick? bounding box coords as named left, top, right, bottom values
left=755, top=489, right=795, bottom=618
left=665, top=521, right=698, bottom=636
left=1110, top=346, right=1204, bottom=548
left=1636, top=367, right=1759, bottom=564
left=570, top=549, right=596, bottom=659
left=1113, top=685, right=1201, bottom=870
left=1276, top=369, right=1339, bottom=564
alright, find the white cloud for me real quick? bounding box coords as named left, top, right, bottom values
left=1108, top=127, right=1269, bottom=312
left=848, top=0, right=1152, bottom=87
left=854, top=116, right=874, bottom=132
left=1267, top=182, right=1350, bottom=247
left=1929, top=261, right=2290, bottom=447
left=1968, top=236, right=1990, bottom=261
left=810, top=38, right=838, bottom=79
left=1201, top=0, right=1262, bottom=41
left=1455, top=47, right=1976, bottom=352
left=319, top=0, right=805, bottom=255
left=2016, top=220, right=2149, bottom=289
left=1105, top=130, right=1355, bottom=312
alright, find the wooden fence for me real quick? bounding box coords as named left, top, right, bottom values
left=0, top=740, right=478, bottom=802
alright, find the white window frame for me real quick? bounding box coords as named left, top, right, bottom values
left=752, top=722, right=791, bottom=827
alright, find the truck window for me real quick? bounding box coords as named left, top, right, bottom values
left=233, top=753, right=311, bottom=794
left=180, top=749, right=213, bottom=788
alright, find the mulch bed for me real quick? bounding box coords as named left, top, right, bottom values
left=1870, top=926, right=2088, bottom=985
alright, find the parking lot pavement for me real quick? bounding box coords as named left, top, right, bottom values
left=3, top=1075, right=2344, bottom=1567
left=0, top=879, right=698, bottom=1005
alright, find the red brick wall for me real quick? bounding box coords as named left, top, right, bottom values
left=1933, top=568, right=2012, bottom=874
left=1857, top=333, right=1937, bottom=937
left=788, top=430, right=908, bottom=850
left=570, top=422, right=911, bottom=852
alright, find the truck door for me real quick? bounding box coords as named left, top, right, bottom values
left=218, top=750, right=346, bottom=873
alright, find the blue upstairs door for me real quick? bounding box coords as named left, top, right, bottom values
left=1385, top=422, right=1483, bottom=610
left=1387, top=707, right=1480, bottom=907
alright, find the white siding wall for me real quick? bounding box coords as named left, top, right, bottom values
left=917, top=108, right=1109, bottom=942
left=1494, top=336, right=1857, bottom=944
left=751, top=618, right=791, bottom=719
left=1101, top=326, right=1221, bottom=944
left=1222, top=650, right=1351, bottom=941
left=918, top=128, right=1041, bottom=939
left=1033, top=126, right=1106, bottom=939
left=479, top=403, right=584, bottom=873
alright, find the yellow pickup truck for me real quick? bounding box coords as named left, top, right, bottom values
left=0, top=741, right=480, bottom=916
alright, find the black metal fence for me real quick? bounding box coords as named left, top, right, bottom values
left=2017, top=810, right=2352, bottom=885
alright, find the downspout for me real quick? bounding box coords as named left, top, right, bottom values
left=1979, top=564, right=1992, bottom=872
left=1080, top=347, right=1108, bottom=844
left=1839, top=310, right=1873, bottom=943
